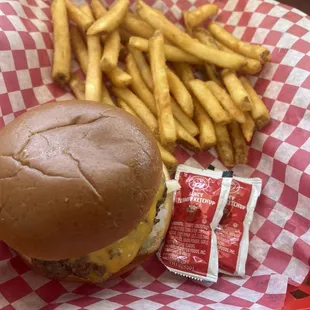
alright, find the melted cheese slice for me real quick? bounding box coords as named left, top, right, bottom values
left=87, top=180, right=165, bottom=277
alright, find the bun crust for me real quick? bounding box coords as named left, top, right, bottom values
left=18, top=166, right=173, bottom=283
left=0, top=101, right=162, bottom=260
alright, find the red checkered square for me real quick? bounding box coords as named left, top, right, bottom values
left=185, top=295, right=214, bottom=305
left=256, top=2, right=274, bottom=14
left=288, top=149, right=309, bottom=171
left=12, top=50, right=28, bottom=70
left=0, top=242, right=13, bottom=261
left=293, top=238, right=310, bottom=265
left=21, top=89, right=40, bottom=109
left=264, top=247, right=292, bottom=273
left=9, top=256, right=30, bottom=275
left=277, top=84, right=299, bottom=104
left=271, top=159, right=286, bottom=183
left=145, top=281, right=171, bottom=294
left=108, top=294, right=139, bottom=305
left=255, top=194, right=276, bottom=218
left=264, top=30, right=282, bottom=46
left=111, top=281, right=136, bottom=293
left=256, top=220, right=283, bottom=245
left=283, top=105, right=306, bottom=126
left=36, top=281, right=66, bottom=303
left=288, top=24, right=308, bottom=37
left=285, top=127, right=309, bottom=147
left=257, top=293, right=287, bottom=309
left=297, top=55, right=310, bottom=71
left=69, top=296, right=102, bottom=307
left=0, top=93, right=14, bottom=115
left=278, top=184, right=299, bottom=211
left=272, top=65, right=293, bottom=83
left=222, top=295, right=253, bottom=308
left=147, top=293, right=178, bottom=305
left=0, top=277, right=32, bottom=303
left=73, top=284, right=103, bottom=296
left=299, top=173, right=310, bottom=198
left=244, top=274, right=270, bottom=293
left=283, top=11, right=303, bottom=23
left=3, top=72, right=20, bottom=92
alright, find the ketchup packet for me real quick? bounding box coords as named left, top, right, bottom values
left=158, top=165, right=232, bottom=282
left=216, top=176, right=262, bottom=277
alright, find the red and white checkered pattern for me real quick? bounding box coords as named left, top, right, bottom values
left=0, top=0, right=309, bottom=309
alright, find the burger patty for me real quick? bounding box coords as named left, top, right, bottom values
left=31, top=183, right=167, bottom=280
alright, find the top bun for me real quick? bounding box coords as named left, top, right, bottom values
left=0, top=101, right=162, bottom=260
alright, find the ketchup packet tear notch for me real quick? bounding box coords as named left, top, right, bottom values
left=158, top=164, right=233, bottom=282
left=216, top=176, right=262, bottom=277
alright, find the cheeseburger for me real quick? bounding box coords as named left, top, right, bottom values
left=0, top=101, right=173, bottom=283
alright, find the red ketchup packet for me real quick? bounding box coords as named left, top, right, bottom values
left=216, top=176, right=262, bottom=277
left=158, top=165, right=232, bottom=282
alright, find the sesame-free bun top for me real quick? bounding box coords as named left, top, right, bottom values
left=0, top=101, right=162, bottom=260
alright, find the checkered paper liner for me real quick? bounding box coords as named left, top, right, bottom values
left=0, top=0, right=309, bottom=309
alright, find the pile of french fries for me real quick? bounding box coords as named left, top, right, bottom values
left=52, top=0, right=271, bottom=172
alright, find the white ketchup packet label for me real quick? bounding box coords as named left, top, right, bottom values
left=158, top=164, right=232, bottom=282
left=216, top=176, right=262, bottom=277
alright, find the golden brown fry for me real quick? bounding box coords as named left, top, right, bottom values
left=101, top=83, right=115, bottom=106
left=239, top=77, right=270, bottom=130
left=112, top=87, right=158, bottom=136
left=171, top=97, right=199, bottom=137
left=121, top=12, right=154, bottom=39
left=126, top=53, right=157, bottom=116
left=70, top=25, right=88, bottom=75
left=206, top=81, right=245, bottom=124
left=87, top=0, right=129, bottom=35
left=241, top=112, right=255, bottom=142
left=106, top=66, right=132, bottom=87
left=175, top=120, right=200, bottom=153
left=194, top=27, right=262, bottom=75
left=79, top=4, right=95, bottom=20
left=166, top=68, right=194, bottom=118
left=183, top=4, right=219, bottom=30
left=129, top=46, right=153, bottom=90
left=85, top=35, right=102, bottom=101
left=193, top=100, right=216, bottom=150
left=228, top=122, right=248, bottom=165
left=189, top=79, right=231, bottom=124
left=149, top=31, right=176, bottom=150
left=221, top=69, right=252, bottom=111
left=136, top=0, right=247, bottom=70
left=128, top=36, right=203, bottom=64
left=100, top=30, right=121, bottom=72
left=116, top=98, right=137, bottom=116
left=208, top=21, right=270, bottom=63
left=69, top=74, right=85, bottom=100
left=91, top=0, right=107, bottom=19
left=214, top=123, right=235, bottom=167
left=157, top=142, right=179, bottom=173
left=172, top=63, right=195, bottom=88
left=205, top=64, right=223, bottom=87
left=51, top=0, right=71, bottom=85
left=65, top=0, right=94, bottom=32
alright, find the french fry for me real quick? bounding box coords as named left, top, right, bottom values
left=205, top=81, right=245, bottom=124
left=214, top=123, right=235, bottom=167
left=221, top=69, right=252, bottom=111
left=100, top=30, right=121, bottom=72
left=91, top=0, right=107, bottom=19
left=208, top=21, right=270, bottom=63
left=205, top=64, right=223, bottom=87
left=171, top=98, right=199, bottom=137
left=157, top=142, right=178, bottom=173
left=166, top=68, right=194, bottom=118
left=188, top=79, right=231, bottom=124
left=175, top=120, right=201, bottom=153
left=128, top=36, right=203, bottom=65
left=126, top=53, right=157, bottom=116
left=85, top=35, right=102, bottom=101
left=183, top=4, right=219, bottom=30
left=121, top=12, right=154, bottom=39
left=129, top=46, right=153, bottom=90
left=101, top=83, right=115, bottom=106
left=65, top=0, right=93, bottom=32
left=172, top=62, right=195, bottom=88
left=193, top=100, right=216, bottom=150
left=241, top=112, right=255, bottom=142
left=112, top=87, right=158, bottom=136
left=239, top=77, right=270, bottom=130
left=87, top=0, right=129, bottom=35
left=194, top=27, right=262, bottom=75
left=228, top=122, right=248, bottom=164
left=106, top=66, right=132, bottom=87
left=119, top=28, right=133, bottom=43
left=79, top=3, right=95, bottom=20
left=70, top=25, right=88, bottom=75
left=136, top=0, right=247, bottom=70
left=149, top=31, right=176, bottom=150
left=51, top=0, right=71, bottom=86
left=69, top=74, right=85, bottom=100
left=116, top=98, right=137, bottom=116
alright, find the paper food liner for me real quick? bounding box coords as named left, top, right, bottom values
left=0, top=0, right=309, bottom=309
